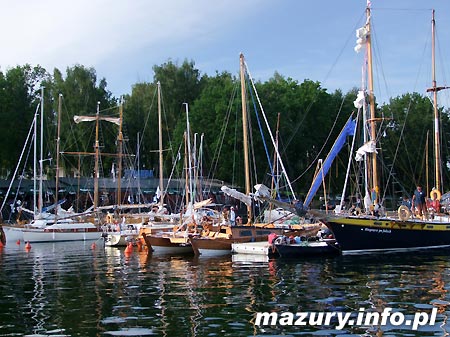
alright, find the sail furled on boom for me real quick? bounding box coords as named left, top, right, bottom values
left=304, top=116, right=357, bottom=208
left=74, top=115, right=121, bottom=125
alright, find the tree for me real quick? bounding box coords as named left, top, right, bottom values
left=380, top=92, right=450, bottom=194
left=49, top=65, right=116, bottom=178
left=0, top=65, right=49, bottom=177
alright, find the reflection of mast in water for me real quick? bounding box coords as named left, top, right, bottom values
left=28, top=254, right=48, bottom=334
left=155, top=266, right=168, bottom=337
left=430, top=271, right=449, bottom=336
left=153, top=257, right=202, bottom=336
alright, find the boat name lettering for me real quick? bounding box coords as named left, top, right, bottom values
left=364, top=228, right=391, bottom=234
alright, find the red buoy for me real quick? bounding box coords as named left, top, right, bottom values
left=124, top=242, right=133, bottom=255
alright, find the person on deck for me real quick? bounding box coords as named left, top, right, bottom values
left=412, top=185, right=427, bottom=219
left=230, top=207, right=236, bottom=226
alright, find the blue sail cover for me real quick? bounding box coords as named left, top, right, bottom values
left=304, top=117, right=357, bottom=208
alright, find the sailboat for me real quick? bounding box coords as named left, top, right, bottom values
left=0, top=91, right=100, bottom=244
left=142, top=102, right=222, bottom=254
left=21, top=93, right=100, bottom=243
left=190, top=54, right=322, bottom=256
left=317, top=4, right=450, bottom=254
left=100, top=97, right=146, bottom=247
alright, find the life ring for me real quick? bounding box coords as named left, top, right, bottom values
left=353, top=207, right=361, bottom=216
left=106, top=213, right=113, bottom=224
left=398, top=205, right=411, bottom=221
left=273, top=236, right=284, bottom=245
left=430, top=189, right=442, bottom=201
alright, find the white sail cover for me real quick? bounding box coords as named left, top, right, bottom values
left=193, top=198, right=213, bottom=209
left=355, top=140, right=377, bottom=161
left=253, top=184, right=271, bottom=199
left=354, top=26, right=368, bottom=53
left=221, top=186, right=252, bottom=206
left=353, top=90, right=365, bottom=109
left=73, top=115, right=121, bottom=126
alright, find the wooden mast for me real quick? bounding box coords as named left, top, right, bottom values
left=366, top=4, right=378, bottom=205
left=73, top=104, right=121, bottom=211
left=240, top=53, right=252, bottom=223
left=426, top=9, right=449, bottom=194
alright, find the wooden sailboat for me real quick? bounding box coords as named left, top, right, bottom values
left=143, top=102, right=220, bottom=254
left=136, top=82, right=181, bottom=248
left=318, top=5, right=450, bottom=254
left=190, top=53, right=322, bottom=256
left=101, top=98, right=145, bottom=247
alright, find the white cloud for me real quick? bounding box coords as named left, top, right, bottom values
left=0, top=0, right=261, bottom=70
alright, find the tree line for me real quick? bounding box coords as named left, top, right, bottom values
left=0, top=60, right=449, bottom=201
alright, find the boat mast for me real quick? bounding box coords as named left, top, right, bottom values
left=73, top=104, right=121, bottom=211
left=94, top=102, right=100, bottom=209
left=116, top=98, right=124, bottom=206
left=184, top=131, right=190, bottom=208
left=426, top=9, right=449, bottom=193
left=38, top=87, right=44, bottom=215
left=33, top=94, right=38, bottom=216
left=366, top=4, right=378, bottom=205
left=158, top=82, right=164, bottom=206
left=54, top=93, right=62, bottom=219
left=185, top=103, right=194, bottom=207
left=240, top=53, right=252, bottom=223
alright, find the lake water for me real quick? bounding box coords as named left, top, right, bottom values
left=0, top=241, right=450, bottom=336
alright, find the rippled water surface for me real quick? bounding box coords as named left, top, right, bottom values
left=1, top=241, right=450, bottom=336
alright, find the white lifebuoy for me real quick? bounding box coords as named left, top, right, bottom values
left=398, top=205, right=411, bottom=221
left=430, top=189, right=442, bottom=201
left=273, top=236, right=284, bottom=245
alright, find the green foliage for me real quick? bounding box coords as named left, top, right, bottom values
left=1, top=61, right=450, bottom=199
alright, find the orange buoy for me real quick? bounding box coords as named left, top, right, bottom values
left=16, top=240, right=21, bottom=245
left=25, top=241, right=31, bottom=250
left=124, top=242, right=133, bottom=254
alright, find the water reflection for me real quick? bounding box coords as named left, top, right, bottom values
left=1, top=243, right=450, bottom=336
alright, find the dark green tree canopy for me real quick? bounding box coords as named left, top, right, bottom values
left=0, top=61, right=449, bottom=201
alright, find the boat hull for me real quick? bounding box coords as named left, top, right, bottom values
left=143, top=233, right=193, bottom=254
left=190, top=236, right=234, bottom=256
left=103, top=230, right=140, bottom=247
left=22, top=229, right=101, bottom=243
left=274, top=240, right=340, bottom=258
left=2, top=225, right=24, bottom=243
left=322, top=215, right=450, bottom=254
left=190, top=223, right=322, bottom=256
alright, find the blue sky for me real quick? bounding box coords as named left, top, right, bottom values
left=2, top=0, right=450, bottom=107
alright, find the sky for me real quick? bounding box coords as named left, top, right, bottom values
left=2, top=0, right=450, bottom=107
